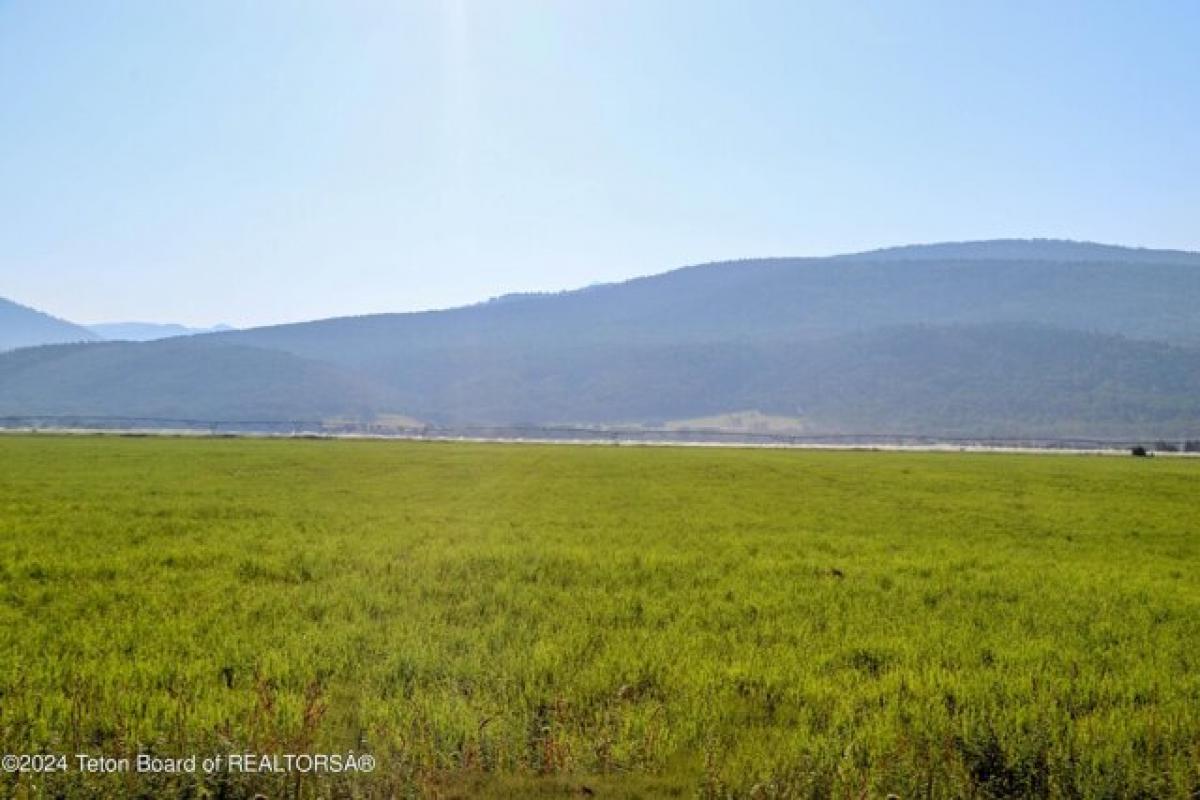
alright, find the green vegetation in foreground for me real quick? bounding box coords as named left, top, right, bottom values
left=0, top=436, right=1198, bottom=798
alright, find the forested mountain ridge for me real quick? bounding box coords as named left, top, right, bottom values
left=2, top=240, right=1198, bottom=437
left=201, top=239, right=1200, bottom=360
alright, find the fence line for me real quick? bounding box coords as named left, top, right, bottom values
left=2, top=414, right=1196, bottom=452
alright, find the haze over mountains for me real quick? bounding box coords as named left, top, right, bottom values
left=0, top=301, right=234, bottom=349
left=0, top=298, right=101, bottom=352
left=3, top=239, right=1199, bottom=438
left=85, top=322, right=234, bottom=342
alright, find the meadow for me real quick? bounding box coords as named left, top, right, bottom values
left=0, top=435, right=1197, bottom=798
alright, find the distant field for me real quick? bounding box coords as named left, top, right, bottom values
left=0, top=436, right=1198, bottom=798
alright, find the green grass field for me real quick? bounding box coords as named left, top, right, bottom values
left=0, top=435, right=1198, bottom=798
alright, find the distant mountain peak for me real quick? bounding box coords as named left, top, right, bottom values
left=87, top=322, right=237, bottom=342
left=0, top=297, right=100, bottom=352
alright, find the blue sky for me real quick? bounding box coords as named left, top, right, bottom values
left=2, top=1, right=1197, bottom=327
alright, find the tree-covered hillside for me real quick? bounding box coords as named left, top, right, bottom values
left=0, top=340, right=380, bottom=421
left=2, top=241, right=1198, bottom=438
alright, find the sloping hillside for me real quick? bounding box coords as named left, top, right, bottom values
left=837, top=238, right=1200, bottom=266
left=2, top=240, right=1198, bottom=437
left=206, top=240, right=1200, bottom=363
left=0, top=340, right=385, bottom=420
left=3, top=324, right=1198, bottom=437
left=0, top=298, right=99, bottom=352
left=319, top=324, right=1200, bottom=435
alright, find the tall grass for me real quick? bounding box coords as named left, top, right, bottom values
left=0, top=436, right=1197, bottom=797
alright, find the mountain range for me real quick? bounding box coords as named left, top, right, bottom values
left=2, top=239, right=1199, bottom=438
left=85, top=322, right=234, bottom=341
left=0, top=301, right=233, bottom=349
left=0, top=298, right=101, bottom=352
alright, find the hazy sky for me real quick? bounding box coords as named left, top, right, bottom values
left=2, top=1, right=1198, bottom=327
